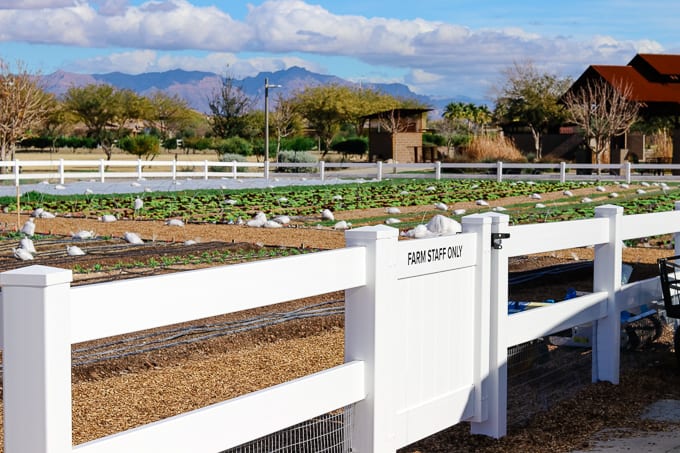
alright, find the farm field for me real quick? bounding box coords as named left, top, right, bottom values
left=0, top=178, right=678, bottom=452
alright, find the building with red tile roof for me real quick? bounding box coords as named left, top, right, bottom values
left=566, top=54, right=680, bottom=164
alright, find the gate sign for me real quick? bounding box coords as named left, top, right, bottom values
left=397, top=232, right=476, bottom=279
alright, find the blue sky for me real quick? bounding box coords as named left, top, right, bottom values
left=0, top=0, right=677, bottom=102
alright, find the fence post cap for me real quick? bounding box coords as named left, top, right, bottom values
left=0, top=265, right=72, bottom=287
left=345, top=224, right=399, bottom=240
left=461, top=213, right=492, bottom=225
left=595, top=204, right=624, bottom=216
left=482, top=212, right=510, bottom=224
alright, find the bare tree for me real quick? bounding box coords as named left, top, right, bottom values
left=0, top=59, right=53, bottom=164
left=494, top=60, right=571, bottom=160
left=208, top=71, right=253, bottom=139
left=376, top=109, right=415, bottom=134
left=270, top=92, right=300, bottom=162
left=563, top=78, right=640, bottom=169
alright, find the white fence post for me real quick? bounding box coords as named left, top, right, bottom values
left=264, top=160, right=270, bottom=181
left=496, top=161, right=503, bottom=183
left=319, top=160, right=325, bottom=182
left=137, top=159, right=143, bottom=180
left=1, top=265, right=73, bottom=453
left=435, top=161, right=441, bottom=180
left=172, top=159, right=177, bottom=181
left=593, top=204, right=624, bottom=384
left=99, top=159, right=105, bottom=183
left=204, top=160, right=209, bottom=180
left=461, top=214, right=492, bottom=424
left=59, top=158, right=65, bottom=184
left=376, top=161, right=383, bottom=181
left=345, top=225, right=399, bottom=452
left=232, top=161, right=238, bottom=179
left=560, top=161, right=567, bottom=183
left=13, top=159, right=19, bottom=186
left=470, top=212, right=510, bottom=438
left=624, top=161, right=632, bottom=184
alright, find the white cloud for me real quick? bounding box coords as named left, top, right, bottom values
left=407, top=69, right=443, bottom=85
left=0, top=0, right=670, bottom=98
left=92, top=0, right=128, bottom=16
left=0, top=0, right=76, bottom=9
left=0, top=0, right=252, bottom=50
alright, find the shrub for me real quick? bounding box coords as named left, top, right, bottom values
left=281, top=136, right=316, bottom=152
left=277, top=150, right=318, bottom=173
left=117, top=135, right=161, bottom=159
left=216, top=137, right=253, bottom=157
left=423, top=133, right=446, bottom=147
left=18, top=137, right=52, bottom=150
left=211, top=153, right=248, bottom=172
left=183, top=136, right=214, bottom=151
left=53, top=136, right=98, bottom=149
left=331, top=137, right=368, bottom=157
left=464, top=135, right=525, bottom=162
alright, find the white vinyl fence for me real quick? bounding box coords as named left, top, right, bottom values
left=2, top=203, right=679, bottom=452
left=2, top=158, right=680, bottom=185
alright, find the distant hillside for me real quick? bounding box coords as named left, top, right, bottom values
left=42, top=66, right=480, bottom=115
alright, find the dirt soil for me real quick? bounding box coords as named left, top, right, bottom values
left=0, top=186, right=679, bottom=452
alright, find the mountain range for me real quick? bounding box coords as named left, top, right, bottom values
left=41, top=66, right=478, bottom=116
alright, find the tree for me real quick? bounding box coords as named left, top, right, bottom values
left=0, top=59, right=54, bottom=164
left=117, top=135, right=160, bottom=160
left=430, top=118, right=463, bottom=157
left=443, top=102, right=491, bottom=135
left=292, top=84, right=358, bottom=157
left=270, top=92, right=302, bottom=161
left=351, top=88, right=402, bottom=135
left=144, top=91, right=192, bottom=141
left=291, top=85, right=399, bottom=157
left=62, top=84, right=146, bottom=160
left=440, top=102, right=492, bottom=157
left=562, top=77, right=640, bottom=168
left=494, top=61, right=572, bottom=160
left=37, top=99, right=75, bottom=155
left=208, top=72, right=253, bottom=139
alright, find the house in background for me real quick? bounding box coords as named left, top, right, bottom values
left=364, top=108, right=433, bottom=163
left=564, top=53, right=680, bottom=165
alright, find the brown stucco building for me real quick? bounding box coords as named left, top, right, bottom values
left=565, top=53, right=680, bottom=164
left=364, top=108, right=434, bottom=163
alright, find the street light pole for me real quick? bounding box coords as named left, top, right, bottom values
left=264, top=77, right=281, bottom=178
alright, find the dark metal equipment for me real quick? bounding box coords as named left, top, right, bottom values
left=657, top=255, right=680, bottom=363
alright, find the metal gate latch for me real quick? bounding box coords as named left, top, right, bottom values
left=491, top=233, right=511, bottom=250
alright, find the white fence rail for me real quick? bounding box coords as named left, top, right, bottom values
left=2, top=203, right=680, bottom=451
left=3, top=158, right=680, bottom=186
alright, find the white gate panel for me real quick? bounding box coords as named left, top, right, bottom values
left=393, top=233, right=477, bottom=447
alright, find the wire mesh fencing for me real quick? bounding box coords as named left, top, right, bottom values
left=221, top=405, right=354, bottom=453
left=507, top=339, right=593, bottom=428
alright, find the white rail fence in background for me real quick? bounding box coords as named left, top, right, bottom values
left=2, top=203, right=679, bottom=452
left=1, top=159, right=680, bottom=186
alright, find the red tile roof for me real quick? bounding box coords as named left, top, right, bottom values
left=590, top=65, right=680, bottom=103
left=569, top=54, right=680, bottom=112
left=631, top=54, right=680, bottom=76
